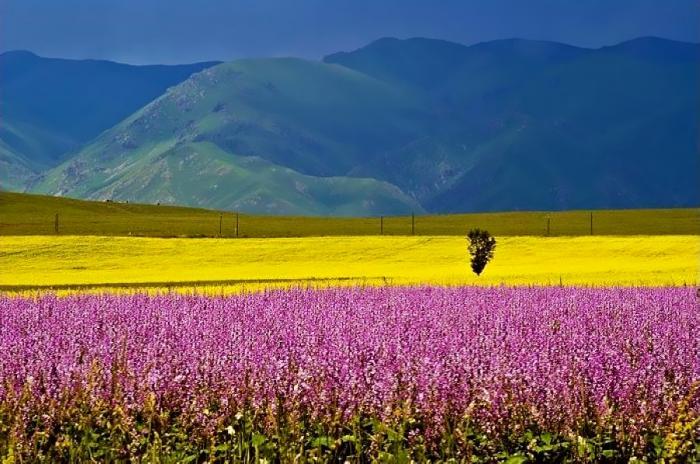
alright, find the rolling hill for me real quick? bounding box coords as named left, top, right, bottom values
left=0, top=50, right=219, bottom=188
left=31, top=58, right=426, bottom=215
left=331, top=37, right=699, bottom=212
left=8, top=37, right=700, bottom=215
left=2, top=191, right=698, bottom=237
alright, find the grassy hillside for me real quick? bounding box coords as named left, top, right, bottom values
left=0, top=137, right=36, bottom=191
left=31, top=58, right=425, bottom=215
left=0, top=50, right=218, bottom=188
left=37, top=141, right=421, bottom=216
left=1, top=192, right=697, bottom=237
left=12, top=38, right=699, bottom=214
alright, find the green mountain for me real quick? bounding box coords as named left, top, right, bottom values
left=329, top=37, right=699, bottom=212
left=31, top=59, right=425, bottom=215
left=36, top=140, right=421, bottom=216
left=0, top=50, right=218, bottom=188
left=15, top=37, right=700, bottom=214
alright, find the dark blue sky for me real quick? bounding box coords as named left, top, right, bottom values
left=1, top=0, right=697, bottom=64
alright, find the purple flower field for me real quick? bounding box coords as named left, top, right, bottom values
left=0, top=286, right=698, bottom=461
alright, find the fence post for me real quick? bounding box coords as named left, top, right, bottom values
left=547, top=217, right=550, bottom=236
left=236, top=212, right=239, bottom=238
left=411, top=212, right=415, bottom=235
left=219, top=214, right=223, bottom=237
left=380, top=216, right=384, bottom=235
left=54, top=213, right=59, bottom=234
left=590, top=212, right=593, bottom=235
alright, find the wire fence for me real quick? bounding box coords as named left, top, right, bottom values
left=2, top=208, right=698, bottom=237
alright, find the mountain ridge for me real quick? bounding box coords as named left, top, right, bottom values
left=4, top=36, right=698, bottom=215
left=0, top=50, right=220, bottom=189
left=327, top=36, right=699, bottom=213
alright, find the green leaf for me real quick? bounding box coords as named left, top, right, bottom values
left=394, top=449, right=410, bottom=464
left=505, top=456, right=529, bottom=464
left=535, top=444, right=554, bottom=452
left=540, top=432, right=552, bottom=445
left=311, top=436, right=333, bottom=448
left=386, top=426, right=402, bottom=442
left=251, top=432, right=267, bottom=448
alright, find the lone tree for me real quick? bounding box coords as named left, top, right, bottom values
left=467, top=229, right=496, bottom=276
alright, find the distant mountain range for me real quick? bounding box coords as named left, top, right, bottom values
left=0, top=50, right=219, bottom=191
left=2, top=37, right=697, bottom=215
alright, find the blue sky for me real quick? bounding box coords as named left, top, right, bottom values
left=1, top=0, right=697, bottom=64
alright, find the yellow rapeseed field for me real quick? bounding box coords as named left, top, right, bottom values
left=0, top=235, right=697, bottom=293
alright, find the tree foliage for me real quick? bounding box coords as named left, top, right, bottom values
left=467, top=229, right=496, bottom=275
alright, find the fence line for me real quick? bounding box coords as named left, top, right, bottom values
left=3, top=209, right=698, bottom=237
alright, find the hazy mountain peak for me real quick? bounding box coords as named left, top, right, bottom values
left=598, top=36, right=699, bottom=61
left=3, top=37, right=698, bottom=214
left=468, top=37, right=585, bottom=59
left=0, top=50, right=39, bottom=59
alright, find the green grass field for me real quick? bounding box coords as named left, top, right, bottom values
left=1, top=192, right=698, bottom=237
